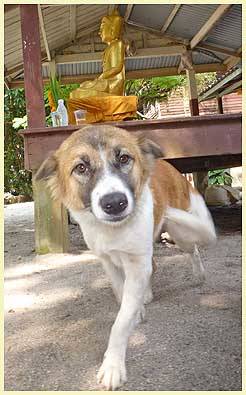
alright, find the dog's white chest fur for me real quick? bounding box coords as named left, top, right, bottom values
left=70, top=183, right=154, bottom=257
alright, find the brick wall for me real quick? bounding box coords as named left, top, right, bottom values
left=159, top=90, right=242, bottom=117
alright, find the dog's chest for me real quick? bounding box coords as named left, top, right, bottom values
left=83, top=219, right=151, bottom=256
left=70, top=184, right=154, bottom=257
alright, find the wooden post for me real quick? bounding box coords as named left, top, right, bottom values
left=49, top=59, right=56, bottom=79
left=32, top=176, right=69, bottom=254
left=20, top=5, right=46, bottom=128
left=20, top=5, right=69, bottom=254
left=217, top=96, right=224, bottom=114
left=186, top=69, right=199, bottom=116
left=186, top=68, right=207, bottom=194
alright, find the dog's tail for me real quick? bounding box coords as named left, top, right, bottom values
left=166, top=192, right=216, bottom=248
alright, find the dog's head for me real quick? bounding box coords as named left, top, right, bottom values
left=35, top=125, right=163, bottom=224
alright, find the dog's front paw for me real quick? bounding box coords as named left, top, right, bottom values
left=97, top=354, right=127, bottom=390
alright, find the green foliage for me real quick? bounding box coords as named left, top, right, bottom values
left=58, top=83, right=80, bottom=101
left=4, top=88, right=32, bottom=197
left=208, top=169, right=232, bottom=186
left=125, top=72, right=217, bottom=116
left=43, top=82, right=79, bottom=125
left=4, top=83, right=79, bottom=196
left=49, top=76, right=60, bottom=108
left=195, top=72, right=217, bottom=95
left=125, top=75, right=185, bottom=113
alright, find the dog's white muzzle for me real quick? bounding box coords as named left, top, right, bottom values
left=91, top=173, right=134, bottom=223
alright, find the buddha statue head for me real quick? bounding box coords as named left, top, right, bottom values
left=99, top=10, right=124, bottom=43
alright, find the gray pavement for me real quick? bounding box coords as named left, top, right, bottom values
left=4, top=202, right=242, bottom=390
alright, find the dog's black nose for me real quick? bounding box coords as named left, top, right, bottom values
left=100, top=192, right=128, bottom=215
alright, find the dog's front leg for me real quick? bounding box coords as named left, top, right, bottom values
left=97, top=253, right=152, bottom=390
left=101, top=254, right=125, bottom=304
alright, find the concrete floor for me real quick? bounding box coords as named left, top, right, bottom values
left=4, top=202, right=242, bottom=390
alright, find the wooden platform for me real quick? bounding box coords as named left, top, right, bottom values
left=19, top=113, right=242, bottom=254
left=20, top=113, right=242, bottom=173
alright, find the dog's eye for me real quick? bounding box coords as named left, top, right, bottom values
left=75, top=163, right=87, bottom=174
left=119, top=154, right=130, bottom=165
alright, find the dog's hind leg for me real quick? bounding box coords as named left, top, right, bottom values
left=165, top=218, right=207, bottom=282
left=165, top=192, right=216, bottom=282
left=144, top=281, right=153, bottom=304
left=187, top=245, right=206, bottom=283
left=143, top=258, right=156, bottom=304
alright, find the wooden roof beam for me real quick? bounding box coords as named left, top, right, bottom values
left=69, top=5, right=77, bottom=42
left=218, top=79, right=242, bottom=97
left=199, top=67, right=242, bottom=101
left=53, top=45, right=187, bottom=65
left=76, top=24, right=101, bottom=40
left=197, top=42, right=242, bottom=58
left=5, top=63, right=24, bottom=77
left=223, top=47, right=242, bottom=71
left=124, top=5, right=134, bottom=22
left=38, top=5, right=51, bottom=61
left=161, top=5, right=181, bottom=33
left=5, top=48, right=49, bottom=78
left=126, top=20, right=189, bottom=45
left=4, top=78, right=10, bottom=90
left=178, top=50, right=193, bottom=74
left=108, top=5, right=118, bottom=14
left=190, top=4, right=231, bottom=49
left=4, top=5, right=19, bottom=13
left=8, top=63, right=227, bottom=88
left=131, top=45, right=187, bottom=59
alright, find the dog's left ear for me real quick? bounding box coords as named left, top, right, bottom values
left=34, top=154, right=58, bottom=182
left=34, top=155, right=61, bottom=201
left=137, top=134, right=164, bottom=159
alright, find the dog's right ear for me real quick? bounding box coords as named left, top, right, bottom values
left=34, top=155, right=58, bottom=182
left=137, top=134, right=164, bottom=159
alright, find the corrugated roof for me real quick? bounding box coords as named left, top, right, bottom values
left=126, top=55, right=180, bottom=70
left=130, top=4, right=175, bottom=30
left=4, top=6, right=45, bottom=70
left=4, top=4, right=242, bottom=85
left=42, top=6, right=71, bottom=52
left=57, top=62, right=102, bottom=77
left=76, top=4, right=108, bottom=32
left=166, top=4, right=218, bottom=39
left=205, top=5, right=242, bottom=50
left=192, top=51, right=223, bottom=65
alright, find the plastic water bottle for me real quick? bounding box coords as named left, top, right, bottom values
left=57, top=99, right=68, bottom=126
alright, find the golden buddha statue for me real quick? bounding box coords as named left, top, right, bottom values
left=70, top=10, right=125, bottom=99
left=68, top=10, right=137, bottom=123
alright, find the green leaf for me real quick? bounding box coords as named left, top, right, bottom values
left=217, top=176, right=224, bottom=184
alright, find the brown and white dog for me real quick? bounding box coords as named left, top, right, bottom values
left=35, top=125, right=216, bottom=390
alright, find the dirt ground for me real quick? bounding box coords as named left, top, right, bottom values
left=4, top=202, right=242, bottom=391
